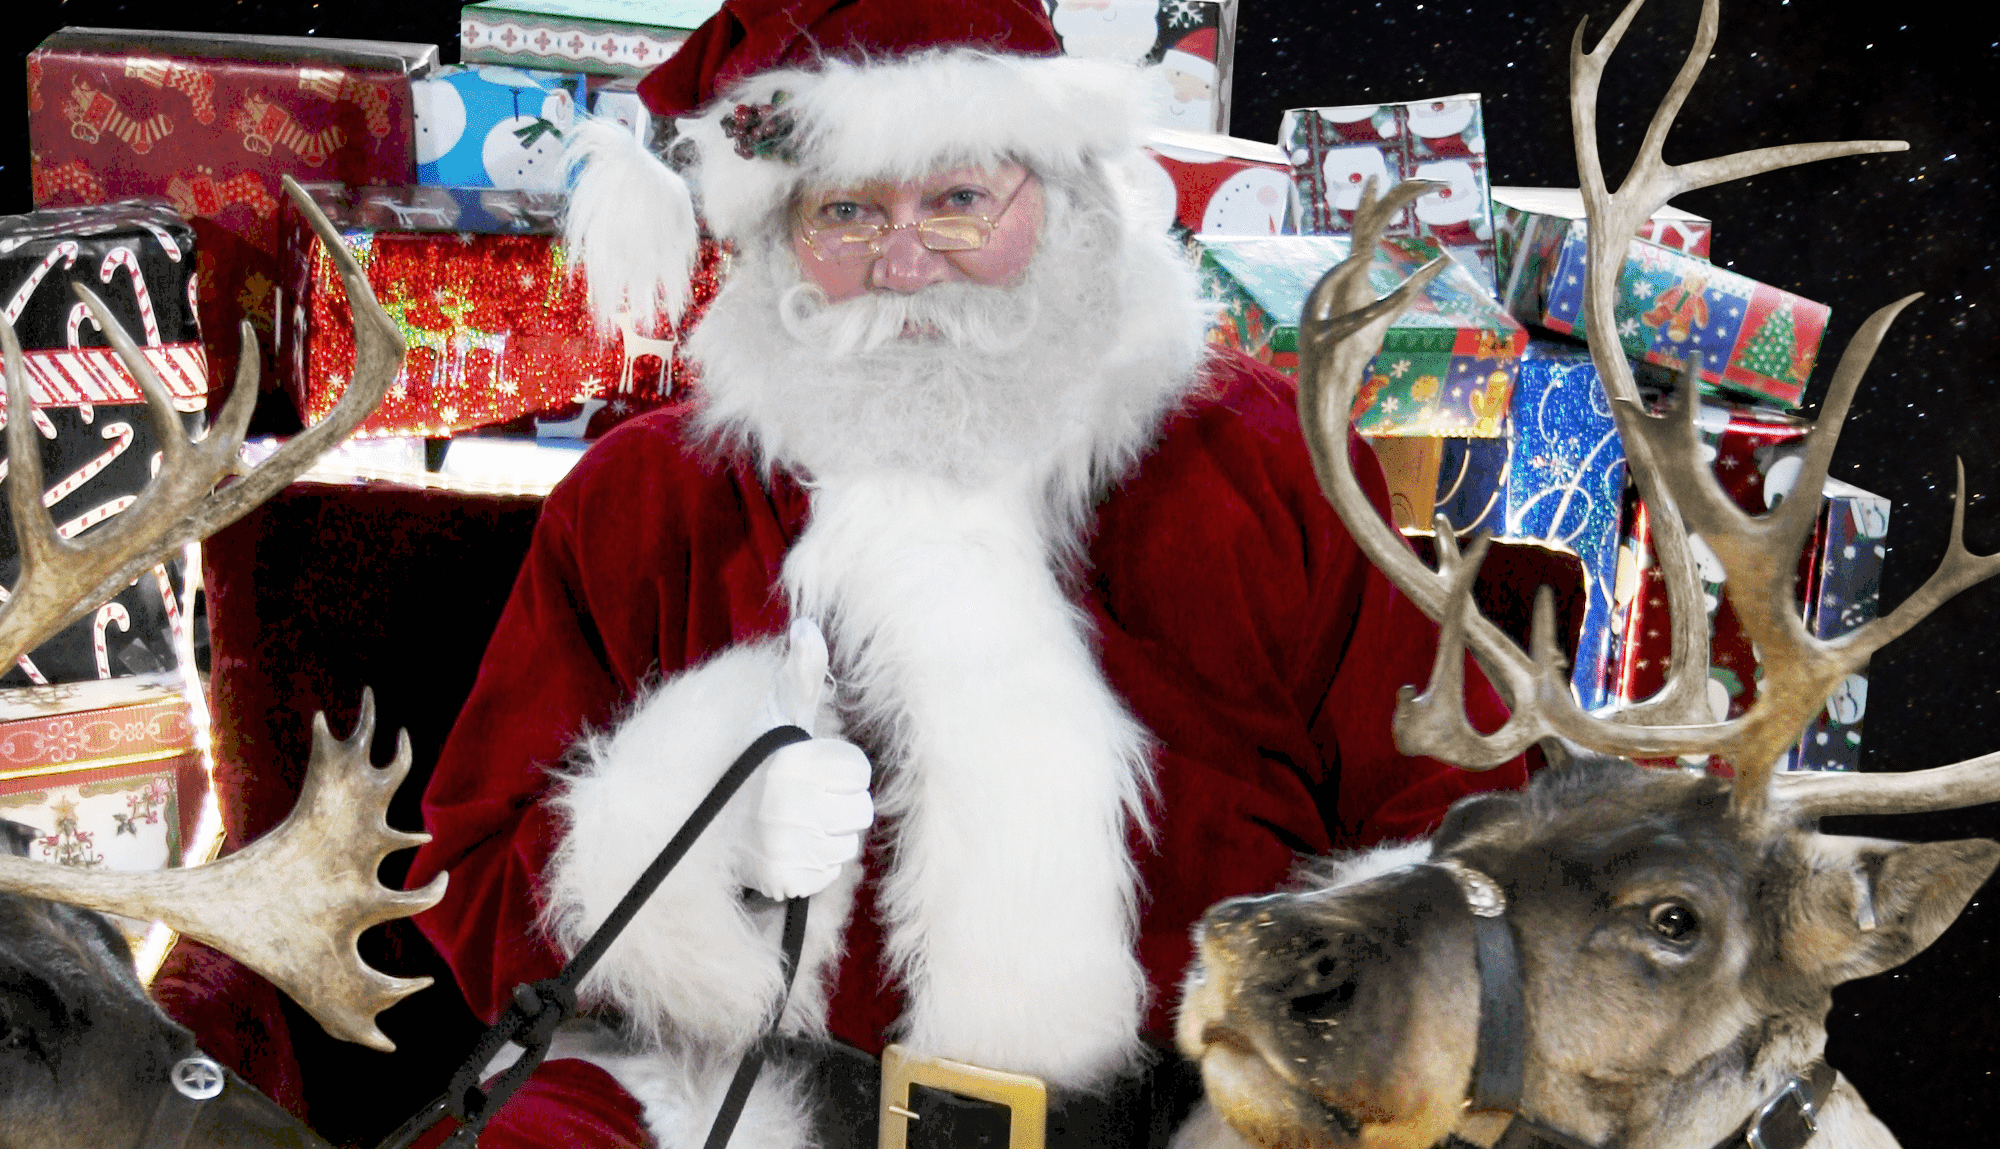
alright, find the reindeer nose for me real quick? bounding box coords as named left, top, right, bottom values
left=1199, top=892, right=1370, bottom=1023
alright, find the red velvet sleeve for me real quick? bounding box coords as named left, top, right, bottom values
left=1088, top=352, right=1532, bottom=1044
left=405, top=411, right=799, bottom=1023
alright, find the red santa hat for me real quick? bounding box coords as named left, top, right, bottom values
left=561, top=0, right=1159, bottom=332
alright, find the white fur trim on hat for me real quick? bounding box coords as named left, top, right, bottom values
left=684, top=50, right=1149, bottom=243
left=560, top=116, right=699, bottom=335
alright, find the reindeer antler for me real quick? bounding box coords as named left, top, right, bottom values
left=0, top=174, right=401, bottom=669
left=0, top=692, right=440, bottom=1050
left=0, top=176, right=434, bottom=1048
left=1298, top=0, right=2000, bottom=824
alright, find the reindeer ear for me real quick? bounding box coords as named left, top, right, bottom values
left=1788, top=835, right=2000, bottom=983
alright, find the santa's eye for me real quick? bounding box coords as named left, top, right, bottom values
left=1647, top=901, right=1700, bottom=943
left=939, top=187, right=985, bottom=213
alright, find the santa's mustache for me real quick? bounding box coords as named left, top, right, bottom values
left=777, top=278, right=1042, bottom=358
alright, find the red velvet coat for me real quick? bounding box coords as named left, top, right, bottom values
left=406, top=350, right=1527, bottom=1051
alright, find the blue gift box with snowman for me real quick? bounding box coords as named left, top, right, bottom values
left=413, top=65, right=587, bottom=190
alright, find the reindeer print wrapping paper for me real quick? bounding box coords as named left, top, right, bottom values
left=277, top=184, right=717, bottom=438
left=0, top=200, right=204, bottom=688
left=1198, top=232, right=1525, bottom=436
left=27, top=28, right=434, bottom=424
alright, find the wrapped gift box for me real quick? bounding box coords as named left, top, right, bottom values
left=1279, top=95, right=1496, bottom=292
left=1198, top=233, right=1525, bottom=436
left=460, top=0, right=724, bottom=77
left=0, top=201, right=203, bottom=687
left=277, top=185, right=720, bottom=438
left=1493, top=185, right=1712, bottom=323
left=1366, top=342, right=1629, bottom=706
left=0, top=673, right=216, bottom=958
left=412, top=65, right=587, bottom=191
left=28, top=28, right=435, bottom=423
left=1786, top=477, right=1889, bottom=771
left=1047, top=0, right=1238, bottom=134
left=1147, top=128, right=1294, bottom=236
left=1602, top=400, right=1882, bottom=771
left=1525, top=226, right=1827, bottom=409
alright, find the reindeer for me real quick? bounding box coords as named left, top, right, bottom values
left=1174, top=3, right=2000, bottom=1148
left=0, top=176, right=430, bottom=1145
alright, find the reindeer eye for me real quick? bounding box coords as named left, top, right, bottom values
left=1648, top=901, right=1700, bottom=943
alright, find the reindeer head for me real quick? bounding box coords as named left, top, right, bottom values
left=1177, top=2, right=2000, bottom=1147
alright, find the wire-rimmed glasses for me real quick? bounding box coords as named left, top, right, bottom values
left=796, top=177, right=1034, bottom=265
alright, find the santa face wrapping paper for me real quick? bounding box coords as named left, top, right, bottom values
left=1146, top=128, right=1295, bottom=236
left=27, top=28, right=435, bottom=424
left=1280, top=96, right=1496, bottom=293
left=278, top=184, right=703, bottom=438
left=0, top=201, right=203, bottom=688
left=461, top=0, right=723, bottom=77
left=1603, top=400, right=1884, bottom=771
left=411, top=65, right=588, bottom=191
left=1046, top=0, right=1238, bottom=134
left=1199, top=233, right=1525, bottom=437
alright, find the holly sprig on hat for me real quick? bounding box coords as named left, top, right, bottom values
left=720, top=91, right=798, bottom=162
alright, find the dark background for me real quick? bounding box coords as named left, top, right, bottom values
left=7, top=0, right=1996, bottom=1144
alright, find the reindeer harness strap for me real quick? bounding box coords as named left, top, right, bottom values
left=1431, top=858, right=1836, bottom=1149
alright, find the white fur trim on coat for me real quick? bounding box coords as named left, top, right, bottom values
left=543, top=641, right=858, bottom=1051
left=785, top=468, right=1154, bottom=1088
left=683, top=50, right=1149, bottom=244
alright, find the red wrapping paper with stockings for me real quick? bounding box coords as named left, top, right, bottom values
left=27, top=28, right=435, bottom=427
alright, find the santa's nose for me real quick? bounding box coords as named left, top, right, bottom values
left=870, top=227, right=952, bottom=293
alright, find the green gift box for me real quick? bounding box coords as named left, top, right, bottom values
left=1199, top=234, right=1526, bottom=436
left=460, top=0, right=725, bottom=77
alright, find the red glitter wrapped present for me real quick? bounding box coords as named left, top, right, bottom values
left=1602, top=399, right=1858, bottom=772
left=277, top=185, right=723, bottom=437
left=27, top=28, right=437, bottom=427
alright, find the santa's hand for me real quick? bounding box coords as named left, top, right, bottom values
left=739, top=619, right=874, bottom=901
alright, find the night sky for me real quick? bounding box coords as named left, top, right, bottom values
left=7, top=1, right=1998, bottom=1144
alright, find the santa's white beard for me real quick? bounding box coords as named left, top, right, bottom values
left=687, top=184, right=1199, bottom=498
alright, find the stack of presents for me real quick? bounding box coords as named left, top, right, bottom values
left=3, top=0, right=1875, bottom=930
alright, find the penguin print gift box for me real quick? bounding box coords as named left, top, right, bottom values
left=1280, top=95, right=1496, bottom=293
left=413, top=65, right=588, bottom=190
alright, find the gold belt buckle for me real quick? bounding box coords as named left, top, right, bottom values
left=877, top=1043, right=1048, bottom=1149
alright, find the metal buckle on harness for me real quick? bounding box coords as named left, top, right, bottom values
left=877, top=1043, right=1049, bottom=1149
left=1744, top=1075, right=1817, bottom=1149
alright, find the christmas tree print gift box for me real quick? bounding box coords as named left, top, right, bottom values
left=1279, top=95, right=1496, bottom=293
left=1364, top=342, right=1630, bottom=709
left=1602, top=399, right=1886, bottom=772
left=0, top=201, right=203, bottom=688
left=460, top=0, right=725, bottom=79
left=277, top=184, right=676, bottom=438
left=1491, top=185, right=1712, bottom=320
left=1198, top=233, right=1525, bottom=437
left=1531, top=225, right=1827, bottom=409
left=412, top=65, right=588, bottom=191
left=26, top=28, right=435, bottom=425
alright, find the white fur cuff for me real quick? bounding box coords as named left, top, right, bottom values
left=542, top=641, right=858, bottom=1049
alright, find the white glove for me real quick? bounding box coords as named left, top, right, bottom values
left=737, top=618, right=874, bottom=901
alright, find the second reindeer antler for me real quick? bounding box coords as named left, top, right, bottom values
left=1298, top=0, right=2000, bottom=824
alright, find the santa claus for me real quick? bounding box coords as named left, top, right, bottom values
left=403, top=2, right=1529, bottom=1147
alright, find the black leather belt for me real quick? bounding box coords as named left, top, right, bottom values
left=773, top=1037, right=1205, bottom=1149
